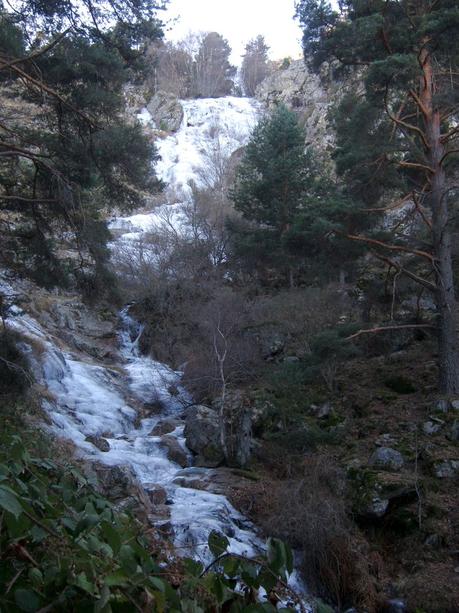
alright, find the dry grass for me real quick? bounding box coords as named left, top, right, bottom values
left=233, top=455, right=380, bottom=610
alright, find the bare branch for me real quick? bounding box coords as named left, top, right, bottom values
left=339, top=231, right=436, bottom=263
left=346, top=324, right=434, bottom=341
left=373, top=253, right=437, bottom=291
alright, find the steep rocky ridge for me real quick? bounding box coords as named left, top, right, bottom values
left=255, top=59, right=359, bottom=169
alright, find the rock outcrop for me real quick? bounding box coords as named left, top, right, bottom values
left=255, top=60, right=333, bottom=153
left=255, top=59, right=359, bottom=168
left=146, top=91, right=184, bottom=132
left=184, top=405, right=224, bottom=467
left=159, top=435, right=188, bottom=468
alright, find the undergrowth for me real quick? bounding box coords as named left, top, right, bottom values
left=0, top=399, right=305, bottom=612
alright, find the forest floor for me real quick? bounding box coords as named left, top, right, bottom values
left=224, top=340, right=459, bottom=612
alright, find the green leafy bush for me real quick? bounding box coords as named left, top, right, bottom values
left=0, top=431, right=302, bottom=611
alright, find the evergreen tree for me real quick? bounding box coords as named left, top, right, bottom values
left=0, top=1, right=166, bottom=294
left=230, top=105, right=312, bottom=284
left=193, top=32, right=236, bottom=98
left=241, top=35, right=270, bottom=97
left=296, top=0, right=459, bottom=394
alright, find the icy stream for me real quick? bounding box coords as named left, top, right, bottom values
left=2, top=96, right=307, bottom=600
left=3, top=297, right=262, bottom=562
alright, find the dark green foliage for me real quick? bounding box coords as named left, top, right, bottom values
left=230, top=105, right=313, bottom=283
left=0, top=1, right=164, bottom=296
left=384, top=375, right=416, bottom=394
left=295, top=0, right=459, bottom=214
left=232, top=105, right=310, bottom=231
left=0, top=331, right=30, bottom=391
left=296, top=1, right=459, bottom=393
left=0, top=425, right=300, bottom=611
left=283, top=178, right=370, bottom=279
left=309, top=324, right=361, bottom=365
left=229, top=104, right=369, bottom=285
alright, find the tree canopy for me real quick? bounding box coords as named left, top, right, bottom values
left=0, top=0, right=166, bottom=294
left=295, top=0, right=459, bottom=392
left=241, top=35, right=270, bottom=97
left=193, top=32, right=236, bottom=98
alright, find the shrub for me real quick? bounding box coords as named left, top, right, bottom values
left=245, top=457, right=379, bottom=610
left=0, top=425, right=303, bottom=611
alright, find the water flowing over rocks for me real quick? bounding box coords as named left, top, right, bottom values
left=0, top=93, right=308, bottom=601
left=2, top=287, right=263, bottom=564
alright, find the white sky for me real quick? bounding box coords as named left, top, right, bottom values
left=163, top=0, right=303, bottom=64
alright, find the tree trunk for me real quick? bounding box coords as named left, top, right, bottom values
left=423, top=51, right=459, bottom=394
left=429, top=128, right=459, bottom=394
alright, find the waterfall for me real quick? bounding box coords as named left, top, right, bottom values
left=1, top=95, right=308, bottom=603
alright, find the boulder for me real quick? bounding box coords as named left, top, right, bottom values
left=85, top=435, right=110, bottom=452
left=88, top=464, right=151, bottom=513
left=349, top=468, right=417, bottom=521
left=184, top=405, right=224, bottom=467
left=365, top=497, right=390, bottom=519
left=150, top=418, right=181, bottom=436
left=433, top=459, right=459, bottom=478
left=146, top=91, right=183, bottom=132
left=216, top=391, right=252, bottom=467
left=159, top=435, right=188, bottom=468
left=143, top=483, right=168, bottom=506
left=369, top=447, right=404, bottom=471
left=423, top=421, right=441, bottom=436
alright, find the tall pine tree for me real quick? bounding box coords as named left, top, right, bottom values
left=296, top=0, right=459, bottom=394
left=0, top=1, right=166, bottom=294
left=230, top=105, right=312, bottom=285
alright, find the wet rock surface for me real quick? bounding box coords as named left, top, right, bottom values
left=150, top=418, right=182, bottom=436
left=85, top=435, right=110, bottom=452
left=159, top=435, right=189, bottom=468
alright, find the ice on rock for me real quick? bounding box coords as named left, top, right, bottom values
left=110, top=96, right=261, bottom=250
left=4, top=297, right=265, bottom=568
left=155, top=97, right=261, bottom=199
left=1, top=95, right=308, bottom=602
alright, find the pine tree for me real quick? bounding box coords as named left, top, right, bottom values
left=296, top=0, right=459, bottom=394
left=0, top=1, right=166, bottom=294
left=193, top=32, right=236, bottom=98
left=241, top=35, right=270, bottom=97
left=230, top=105, right=312, bottom=284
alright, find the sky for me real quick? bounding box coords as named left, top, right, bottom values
left=163, top=0, right=304, bottom=64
